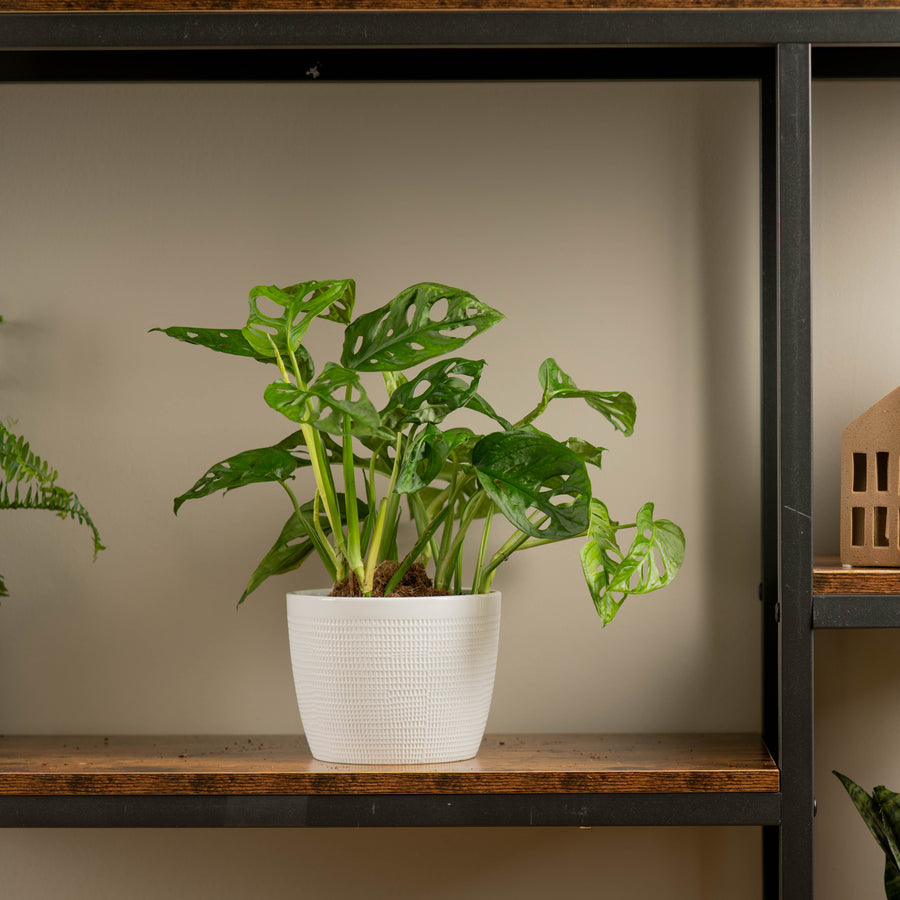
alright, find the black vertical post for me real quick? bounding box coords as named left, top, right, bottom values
left=760, top=55, right=781, bottom=899
left=776, top=42, right=815, bottom=900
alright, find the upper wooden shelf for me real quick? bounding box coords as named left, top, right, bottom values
left=5, top=0, right=900, bottom=11
left=0, top=733, right=777, bottom=796
left=814, top=556, right=900, bottom=595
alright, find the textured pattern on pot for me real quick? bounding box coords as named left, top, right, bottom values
left=287, top=590, right=501, bottom=765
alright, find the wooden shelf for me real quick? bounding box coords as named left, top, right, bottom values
left=813, top=557, right=900, bottom=628
left=814, top=556, right=900, bottom=595
left=0, top=733, right=780, bottom=827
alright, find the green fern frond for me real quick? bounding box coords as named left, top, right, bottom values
left=0, top=420, right=105, bottom=596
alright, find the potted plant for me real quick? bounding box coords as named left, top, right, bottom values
left=155, top=279, right=684, bottom=764
left=835, top=771, right=900, bottom=899
left=1, top=317, right=104, bottom=598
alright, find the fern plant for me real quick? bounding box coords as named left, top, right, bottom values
left=1, top=321, right=104, bottom=597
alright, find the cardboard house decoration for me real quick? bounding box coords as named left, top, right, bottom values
left=841, top=385, right=900, bottom=566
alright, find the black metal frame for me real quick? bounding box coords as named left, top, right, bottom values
left=0, top=791, right=783, bottom=829
left=4, top=9, right=899, bottom=897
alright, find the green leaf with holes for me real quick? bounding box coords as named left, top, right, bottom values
left=243, top=279, right=355, bottom=360
left=382, top=357, right=485, bottom=428
left=472, top=428, right=590, bottom=540
left=538, top=358, right=636, bottom=436
left=264, top=362, right=388, bottom=440
left=581, top=500, right=685, bottom=624
left=151, top=326, right=315, bottom=381
left=173, top=445, right=300, bottom=514
left=341, top=282, right=503, bottom=371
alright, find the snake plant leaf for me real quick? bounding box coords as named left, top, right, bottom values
left=341, top=282, right=503, bottom=372
left=151, top=326, right=316, bottom=381
left=243, top=279, right=355, bottom=360
left=538, top=358, right=636, bottom=436
left=836, top=773, right=900, bottom=899
left=835, top=773, right=894, bottom=858
left=472, top=427, right=591, bottom=540
left=876, top=786, right=900, bottom=867
left=173, top=445, right=301, bottom=514
left=382, top=357, right=485, bottom=428
left=264, top=363, right=388, bottom=440
left=396, top=425, right=449, bottom=494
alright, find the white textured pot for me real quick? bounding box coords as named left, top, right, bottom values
left=286, top=589, right=501, bottom=765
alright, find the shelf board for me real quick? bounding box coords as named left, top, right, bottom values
left=0, top=733, right=780, bottom=827
left=813, top=557, right=900, bottom=628
left=814, top=556, right=900, bottom=595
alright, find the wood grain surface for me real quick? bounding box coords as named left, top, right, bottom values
left=6, top=0, right=900, bottom=11
left=814, top=555, right=900, bottom=594
left=0, top=733, right=778, bottom=795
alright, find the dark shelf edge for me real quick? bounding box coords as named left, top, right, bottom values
left=0, top=791, right=783, bottom=828
left=813, top=594, right=900, bottom=629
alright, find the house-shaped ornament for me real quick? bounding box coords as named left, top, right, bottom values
left=841, top=385, right=900, bottom=566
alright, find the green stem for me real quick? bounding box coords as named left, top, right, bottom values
left=383, top=502, right=455, bottom=596
left=363, top=432, right=403, bottom=594
left=471, top=500, right=495, bottom=593
left=342, top=406, right=365, bottom=587
left=279, top=480, right=339, bottom=582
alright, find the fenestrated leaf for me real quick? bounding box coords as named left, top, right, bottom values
left=151, top=326, right=315, bottom=381
left=566, top=437, right=606, bottom=469
left=396, top=425, right=450, bottom=494
left=472, top=428, right=590, bottom=540
left=243, top=279, right=355, bottom=360
left=264, top=363, right=388, bottom=440
left=606, top=502, right=685, bottom=596
left=580, top=499, right=684, bottom=625
left=341, top=282, right=503, bottom=371
left=539, top=358, right=636, bottom=436
left=173, top=445, right=301, bottom=514
left=580, top=499, right=624, bottom=624
left=382, top=357, right=485, bottom=428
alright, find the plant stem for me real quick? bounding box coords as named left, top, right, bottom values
left=362, top=432, right=403, bottom=594
left=383, top=502, right=454, bottom=596
left=471, top=500, right=495, bottom=593
left=342, top=405, right=365, bottom=587
left=279, top=480, right=339, bottom=581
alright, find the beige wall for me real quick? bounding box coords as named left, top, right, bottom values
left=0, top=74, right=887, bottom=898
left=813, top=81, right=900, bottom=900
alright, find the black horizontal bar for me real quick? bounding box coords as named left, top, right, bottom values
left=5, top=10, right=900, bottom=51
left=813, top=594, right=900, bottom=629
left=0, top=791, right=782, bottom=828
left=0, top=46, right=772, bottom=82
left=813, top=46, right=900, bottom=78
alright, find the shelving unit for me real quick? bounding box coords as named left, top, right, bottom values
left=4, top=4, right=900, bottom=898
left=814, top=557, right=900, bottom=629
left=0, top=734, right=780, bottom=827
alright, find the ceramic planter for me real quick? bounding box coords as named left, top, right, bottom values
left=286, top=589, right=501, bottom=765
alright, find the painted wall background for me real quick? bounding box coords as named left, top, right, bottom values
left=0, top=74, right=890, bottom=898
